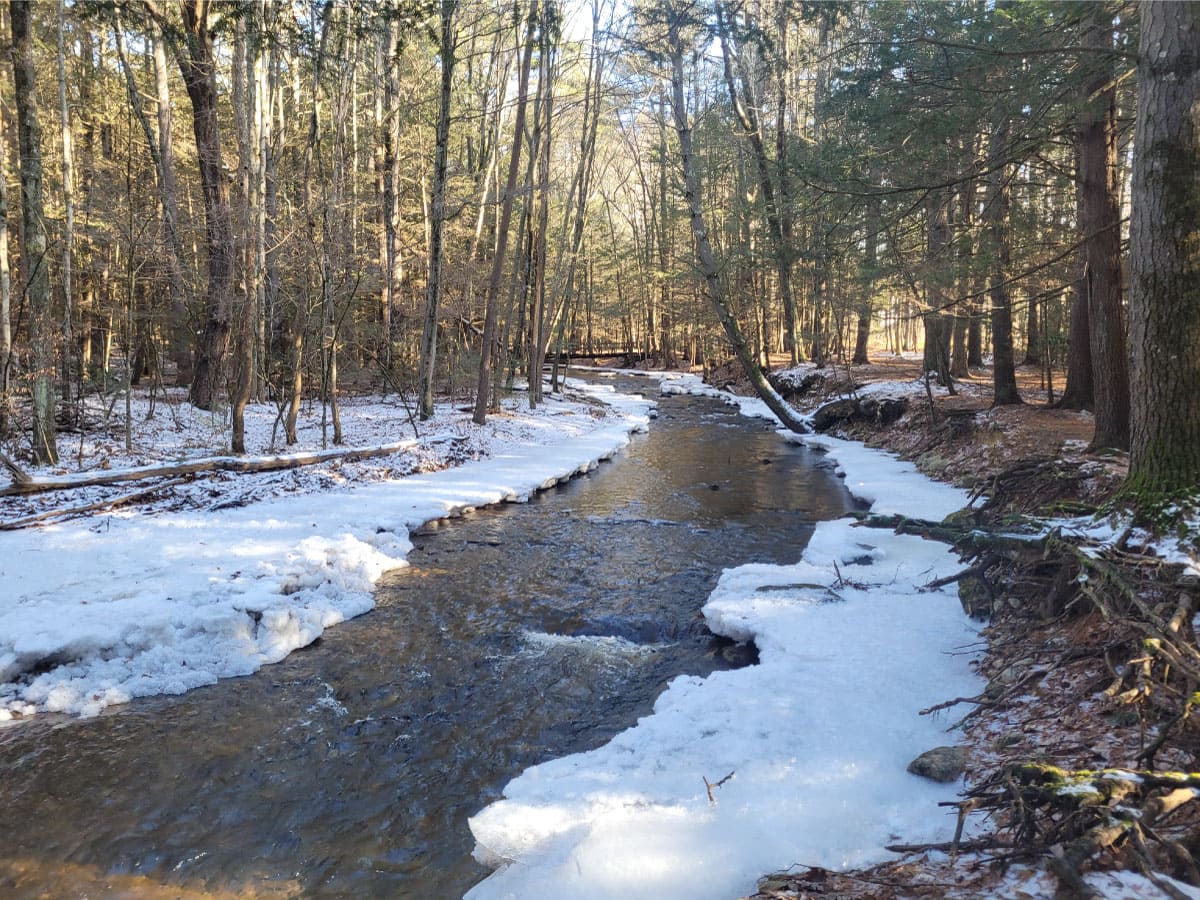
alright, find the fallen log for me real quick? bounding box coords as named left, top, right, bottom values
left=0, top=450, right=31, bottom=484
left=0, top=478, right=186, bottom=529
left=0, top=436, right=463, bottom=498
left=848, top=511, right=1047, bottom=555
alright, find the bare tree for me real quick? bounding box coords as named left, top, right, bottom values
left=10, top=0, right=57, bottom=464
left=148, top=0, right=236, bottom=412
left=663, top=2, right=807, bottom=434
left=474, top=1, right=538, bottom=425
left=418, top=0, right=458, bottom=420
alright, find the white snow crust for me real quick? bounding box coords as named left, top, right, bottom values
left=0, top=380, right=653, bottom=720
left=465, top=374, right=984, bottom=899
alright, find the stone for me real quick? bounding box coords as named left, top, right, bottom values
left=958, top=575, right=991, bottom=620
left=907, top=746, right=966, bottom=783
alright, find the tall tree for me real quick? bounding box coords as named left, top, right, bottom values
left=662, top=1, right=807, bottom=434
left=473, top=1, right=537, bottom=425
left=153, top=0, right=236, bottom=412
left=418, top=0, right=457, bottom=421
left=987, top=116, right=1022, bottom=407
left=1126, top=0, right=1200, bottom=508
left=1079, top=3, right=1130, bottom=451
left=10, top=0, right=57, bottom=464
left=56, top=0, right=75, bottom=406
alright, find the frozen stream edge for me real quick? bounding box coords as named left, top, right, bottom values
left=464, top=373, right=984, bottom=900
left=0, top=380, right=655, bottom=720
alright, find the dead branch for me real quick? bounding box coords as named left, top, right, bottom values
left=0, top=449, right=31, bottom=484
left=703, top=770, right=735, bottom=803
left=0, top=478, right=187, bottom=529
left=0, top=436, right=463, bottom=498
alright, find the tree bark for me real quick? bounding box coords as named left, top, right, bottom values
left=988, top=119, right=1022, bottom=407
left=1057, top=142, right=1094, bottom=411
left=11, top=0, right=58, bottom=464
left=418, top=0, right=457, bottom=420
left=1126, top=0, right=1200, bottom=504
left=171, top=0, right=235, bottom=412
left=1080, top=4, right=1130, bottom=451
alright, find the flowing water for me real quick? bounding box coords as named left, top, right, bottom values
left=0, top=378, right=856, bottom=898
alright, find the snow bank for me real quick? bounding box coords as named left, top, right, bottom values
left=466, top=376, right=982, bottom=899
left=0, top=383, right=653, bottom=720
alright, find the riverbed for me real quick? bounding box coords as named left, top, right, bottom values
left=0, top=382, right=856, bottom=898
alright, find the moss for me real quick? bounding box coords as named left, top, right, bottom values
left=1113, top=478, right=1200, bottom=533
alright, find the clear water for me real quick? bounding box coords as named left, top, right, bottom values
left=0, top=380, right=855, bottom=898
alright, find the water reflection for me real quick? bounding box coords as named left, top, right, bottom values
left=0, top=382, right=854, bottom=898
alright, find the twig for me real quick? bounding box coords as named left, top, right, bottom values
left=703, top=770, right=735, bottom=803
left=884, top=837, right=1004, bottom=855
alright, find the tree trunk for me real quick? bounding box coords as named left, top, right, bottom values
left=924, top=190, right=955, bottom=390
left=152, top=22, right=192, bottom=386
left=473, top=2, right=537, bottom=425
left=418, top=0, right=457, bottom=420
left=1126, top=0, right=1200, bottom=505
left=852, top=179, right=881, bottom=365
left=1080, top=4, right=1130, bottom=451
left=230, top=5, right=267, bottom=454
left=665, top=7, right=806, bottom=434
left=988, top=119, right=1022, bottom=406
left=174, top=0, right=235, bottom=412
left=11, top=0, right=58, bottom=464
left=1057, top=140, right=1094, bottom=411
left=0, top=70, right=13, bottom=434
left=1022, top=296, right=1041, bottom=367
left=56, top=0, right=75, bottom=408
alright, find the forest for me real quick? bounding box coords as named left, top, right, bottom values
left=1, top=2, right=1200, bottom=896
left=0, top=0, right=1194, bottom=516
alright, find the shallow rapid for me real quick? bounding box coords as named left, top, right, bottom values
left=0, top=378, right=856, bottom=898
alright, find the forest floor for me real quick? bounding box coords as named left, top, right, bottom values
left=689, top=353, right=1200, bottom=900
left=2, top=359, right=1196, bottom=897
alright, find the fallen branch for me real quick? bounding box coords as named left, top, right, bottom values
left=924, top=560, right=991, bottom=590
left=0, top=436, right=462, bottom=498
left=703, top=771, right=735, bottom=804
left=0, top=478, right=187, bottom=529
left=0, top=449, right=31, bottom=484
left=885, top=837, right=1006, bottom=855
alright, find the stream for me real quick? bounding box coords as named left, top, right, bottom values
left=0, top=378, right=857, bottom=898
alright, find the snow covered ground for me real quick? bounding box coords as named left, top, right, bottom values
left=465, top=372, right=985, bottom=899
left=0, top=380, right=654, bottom=720
left=11, top=367, right=1180, bottom=897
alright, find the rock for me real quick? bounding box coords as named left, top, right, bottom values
left=811, top=396, right=910, bottom=432
left=958, top=574, right=991, bottom=620
left=766, top=370, right=825, bottom=400
left=811, top=398, right=859, bottom=432
left=907, top=746, right=966, bottom=783
left=756, top=875, right=794, bottom=894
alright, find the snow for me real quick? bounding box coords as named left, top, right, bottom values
left=0, top=380, right=655, bottom=721
left=465, top=374, right=983, bottom=899
left=2, top=364, right=1191, bottom=900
